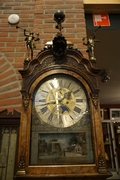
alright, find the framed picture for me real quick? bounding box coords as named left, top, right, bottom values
left=100, top=109, right=104, bottom=120
left=110, top=109, right=120, bottom=120
left=37, top=132, right=87, bottom=165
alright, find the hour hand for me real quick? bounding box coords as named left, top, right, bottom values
left=47, top=101, right=56, bottom=105
left=36, top=101, right=56, bottom=106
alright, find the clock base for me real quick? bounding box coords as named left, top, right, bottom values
left=14, top=173, right=112, bottom=180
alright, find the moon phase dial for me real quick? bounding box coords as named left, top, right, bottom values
left=35, top=75, right=87, bottom=128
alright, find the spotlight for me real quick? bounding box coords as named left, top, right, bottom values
left=8, top=14, right=20, bottom=25
left=101, top=71, right=110, bottom=83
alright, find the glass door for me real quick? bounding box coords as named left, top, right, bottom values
left=102, top=119, right=120, bottom=178
left=0, top=126, right=18, bottom=180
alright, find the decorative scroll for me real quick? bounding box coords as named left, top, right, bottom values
left=17, top=145, right=26, bottom=175
left=98, top=154, right=108, bottom=174
left=18, top=156, right=25, bottom=169
left=90, top=93, right=98, bottom=109
left=16, top=156, right=26, bottom=175
left=98, top=155, right=106, bottom=168
left=22, top=92, right=30, bottom=111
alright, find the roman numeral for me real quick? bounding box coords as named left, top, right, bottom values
left=76, top=99, right=83, bottom=103
left=67, top=82, right=72, bottom=89
left=69, top=114, right=74, bottom=120
left=40, top=88, right=48, bottom=93
left=74, top=106, right=81, bottom=113
left=73, top=89, right=79, bottom=94
left=39, top=99, right=46, bottom=102
left=41, top=106, right=48, bottom=114
left=59, top=79, right=62, bottom=87
left=48, top=113, right=53, bottom=121
left=69, top=112, right=76, bottom=121
left=49, top=82, right=54, bottom=89
left=58, top=116, right=63, bottom=126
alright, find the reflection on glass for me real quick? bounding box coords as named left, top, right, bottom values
left=30, top=107, right=94, bottom=165
left=30, top=75, right=94, bottom=165
left=0, top=127, right=17, bottom=180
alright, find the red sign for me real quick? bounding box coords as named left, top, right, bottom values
left=93, top=14, right=110, bottom=26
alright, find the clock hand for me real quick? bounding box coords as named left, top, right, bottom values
left=37, top=92, right=70, bottom=107
left=37, top=98, right=65, bottom=107
left=36, top=101, right=56, bottom=106
left=46, top=101, right=56, bottom=105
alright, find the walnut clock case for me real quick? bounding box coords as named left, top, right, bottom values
left=14, top=34, right=111, bottom=180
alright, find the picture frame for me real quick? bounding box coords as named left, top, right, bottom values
left=36, top=132, right=88, bottom=165
left=110, top=108, right=120, bottom=120
left=100, top=109, right=104, bottom=120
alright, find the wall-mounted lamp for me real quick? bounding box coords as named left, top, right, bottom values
left=8, top=14, right=20, bottom=25
left=98, top=69, right=110, bottom=83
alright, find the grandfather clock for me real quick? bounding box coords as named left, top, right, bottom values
left=14, top=11, right=111, bottom=180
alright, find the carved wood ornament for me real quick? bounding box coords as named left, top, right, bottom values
left=14, top=11, right=111, bottom=180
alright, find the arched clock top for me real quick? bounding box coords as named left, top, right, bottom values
left=19, top=28, right=110, bottom=96
left=19, top=47, right=102, bottom=95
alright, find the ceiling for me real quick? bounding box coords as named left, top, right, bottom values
left=87, top=29, right=120, bottom=105
left=84, top=1, right=120, bottom=105
left=84, top=3, right=120, bottom=14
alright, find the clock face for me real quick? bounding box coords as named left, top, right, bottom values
left=34, top=74, right=87, bottom=128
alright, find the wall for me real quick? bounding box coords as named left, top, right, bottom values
left=0, top=0, right=87, bottom=113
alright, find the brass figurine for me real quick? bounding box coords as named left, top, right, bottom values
left=83, top=26, right=101, bottom=61
left=16, top=26, right=40, bottom=61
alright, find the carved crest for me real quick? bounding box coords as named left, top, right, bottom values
left=22, top=92, right=30, bottom=111
left=53, top=33, right=67, bottom=64
left=18, top=156, right=25, bottom=169
left=98, top=154, right=108, bottom=174
left=90, top=93, right=98, bottom=109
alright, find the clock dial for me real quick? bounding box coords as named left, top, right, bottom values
left=34, top=75, right=87, bottom=128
